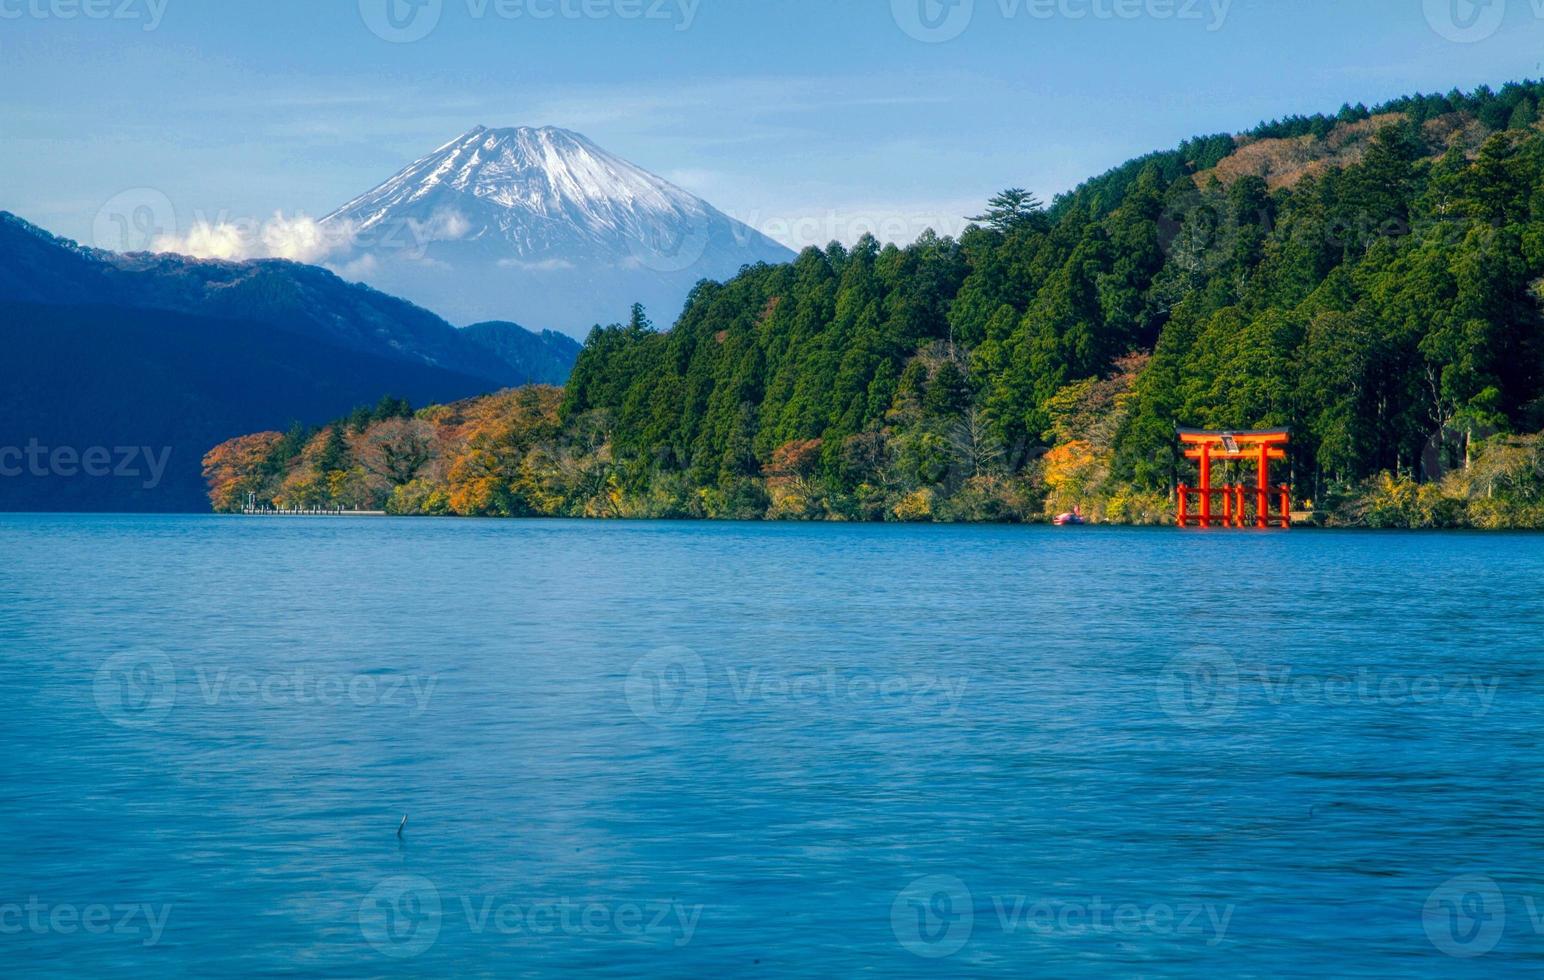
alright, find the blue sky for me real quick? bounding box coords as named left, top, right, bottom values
left=3, top=0, right=1543, bottom=250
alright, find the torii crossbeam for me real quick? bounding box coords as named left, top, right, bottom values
left=1176, top=428, right=1292, bottom=529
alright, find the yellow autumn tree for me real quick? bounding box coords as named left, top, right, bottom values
left=1040, top=439, right=1107, bottom=519
left=201, top=432, right=283, bottom=512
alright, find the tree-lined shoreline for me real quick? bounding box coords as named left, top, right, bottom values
left=206, top=82, right=1544, bottom=529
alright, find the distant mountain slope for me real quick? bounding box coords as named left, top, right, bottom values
left=461, top=321, right=583, bottom=386
left=320, top=125, right=795, bottom=333
left=0, top=212, right=584, bottom=511
left=0, top=212, right=576, bottom=387
left=0, top=301, right=499, bottom=512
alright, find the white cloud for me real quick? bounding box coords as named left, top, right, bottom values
left=418, top=209, right=470, bottom=242
left=153, top=211, right=354, bottom=264
left=332, top=254, right=380, bottom=281
left=497, top=257, right=576, bottom=272
left=259, top=213, right=339, bottom=262
left=154, top=220, right=249, bottom=261
left=149, top=206, right=473, bottom=266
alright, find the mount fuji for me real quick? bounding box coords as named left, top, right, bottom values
left=321, top=126, right=795, bottom=334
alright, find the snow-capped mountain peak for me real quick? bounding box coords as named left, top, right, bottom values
left=322, top=126, right=785, bottom=291
left=319, top=125, right=791, bottom=332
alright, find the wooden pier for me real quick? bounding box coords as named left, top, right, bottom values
left=240, top=507, right=388, bottom=517
left=239, top=493, right=386, bottom=517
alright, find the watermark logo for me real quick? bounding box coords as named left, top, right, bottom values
left=1423, top=0, right=1506, bottom=43
left=1157, top=649, right=1238, bottom=728
left=1154, top=191, right=1267, bottom=278
left=92, top=188, right=176, bottom=253
left=1421, top=423, right=1500, bottom=482
left=892, top=0, right=975, bottom=42
left=360, top=875, right=443, bottom=959
left=891, top=875, right=974, bottom=958
left=624, top=220, right=711, bottom=274
left=1423, top=875, right=1505, bottom=957
left=359, top=0, right=444, bottom=42
left=625, top=646, right=707, bottom=726
left=93, top=651, right=177, bottom=729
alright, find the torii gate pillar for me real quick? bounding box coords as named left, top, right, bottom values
left=1176, top=429, right=1292, bottom=529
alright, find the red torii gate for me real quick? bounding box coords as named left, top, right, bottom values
left=1177, top=428, right=1292, bottom=529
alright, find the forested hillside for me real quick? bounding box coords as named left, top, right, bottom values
left=209, top=82, right=1544, bottom=527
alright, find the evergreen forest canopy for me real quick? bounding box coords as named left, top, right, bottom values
left=208, top=80, right=1544, bottom=528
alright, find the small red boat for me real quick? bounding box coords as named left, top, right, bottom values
left=1052, top=506, right=1086, bottom=526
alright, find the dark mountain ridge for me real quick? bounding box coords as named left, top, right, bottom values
left=0, top=301, right=501, bottom=511
left=0, top=212, right=577, bottom=386
left=462, top=321, right=583, bottom=387
left=0, top=211, right=581, bottom=510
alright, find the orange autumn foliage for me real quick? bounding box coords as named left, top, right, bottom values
left=202, top=431, right=284, bottom=512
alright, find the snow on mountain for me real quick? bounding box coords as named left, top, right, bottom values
left=321, top=126, right=794, bottom=334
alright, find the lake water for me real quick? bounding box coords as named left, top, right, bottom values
left=1, top=515, right=1542, bottom=976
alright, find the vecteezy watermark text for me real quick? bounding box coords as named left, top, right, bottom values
left=358, top=0, right=699, bottom=43
left=892, top=0, right=1231, bottom=43
left=0, top=899, right=172, bottom=947
left=93, top=652, right=439, bottom=729
left=1158, top=650, right=1501, bottom=727
left=0, top=441, right=170, bottom=489
left=890, top=875, right=1233, bottom=958
left=192, top=668, right=438, bottom=714
left=624, top=647, right=970, bottom=727
left=359, top=875, right=702, bottom=959
left=0, top=0, right=168, bottom=30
